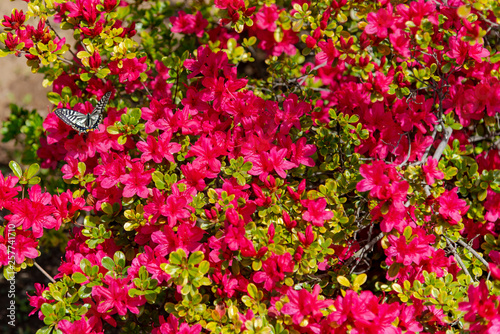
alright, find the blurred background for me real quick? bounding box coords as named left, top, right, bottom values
left=0, top=2, right=57, bottom=333
left=0, top=1, right=50, bottom=167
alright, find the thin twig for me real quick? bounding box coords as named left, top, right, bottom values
left=432, top=126, right=453, bottom=161
left=34, top=261, right=56, bottom=284
left=345, top=232, right=384, bottom=268
left=456, top=239, right=490, bottom=269
left=445, top=237, right=473, bottom=281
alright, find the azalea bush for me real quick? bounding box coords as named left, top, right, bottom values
left=1, top=0, right=500, bottom=333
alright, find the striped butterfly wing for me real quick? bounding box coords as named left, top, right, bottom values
left=54, top=108, right=90, bottom=133
left=54, top=91, right=112, bottom=133
left=88, top=91, right=112, bottom=131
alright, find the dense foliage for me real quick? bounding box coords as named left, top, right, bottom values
left=2, top=0, right=500, bottom=333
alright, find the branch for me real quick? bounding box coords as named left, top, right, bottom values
left=432, top=126, right=453, bottom=161
left=456, top=239, right=490, bottom=269
left=445, top=237, right=473, bottom=280
left=34, top=261, right=56, bottom=284
left=345, top=232, right=384, bottom=269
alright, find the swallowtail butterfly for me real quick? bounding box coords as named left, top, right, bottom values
left=54, top=91, right=112, bottom=134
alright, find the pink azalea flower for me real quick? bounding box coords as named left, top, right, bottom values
left=248, top=147, right=296, bottom=181
left=385, top=227, right=435, bottom=266
left=365, top=4, right=394, bottom=39
left=438, top=188, right=469, bottom=225
left=121, top=162, right=154, bottom=198
left=92, top=276, right=145, bottom=316
left=0, top=170, right=20, bottom=209
left=13, top=231, right=39, bottom=264
left=301, top=198, right=334, bottom=227
left=356, top=161, right=391, bottom=198
left=253, top=253, right=294, bottom=291
left=152, top=314, right=202, bottom=334
left=422, top=157, right=445, bottom=185
left=484, top=190, right=500, bottom=222
left=160, top=194, right=191, bottom=227
left=170, top=11, right=208, bottom=38
left=447, top=34, right=490, bottom=65
left=109, top=56, right=147, bottom=83
left=281, top=285, right=333, bottom=325
left=6, top=185, right=57, bottom=238
left=57, top=318, right=93, bottom=334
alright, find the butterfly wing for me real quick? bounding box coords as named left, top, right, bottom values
left=54, top=91, right=112, bottom=133
left=88, top=91, right=112, bottom=130
left=54, top=108, right=90, bottom=133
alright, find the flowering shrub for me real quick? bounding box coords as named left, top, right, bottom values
left=1, top=0, right=500, bottom=333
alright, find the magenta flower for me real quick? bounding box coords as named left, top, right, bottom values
left=13, top=231, right=38, bottom=264
left=422, top=157, right=444, bottom=185
left=0, top=170, right=20, bottom=209
left=438, top=188, right=469, bottom=225
left=6, top=185, right=57, bottom=238
left=92, top=276, right=145, bottom=316
left=301, top=198, right=334, bottom=227
left=447, top=35, right=490, bottom=65
left=364, top=4, right=394, bottom=39
left=385, top=227, right=435, bottom=266
left=121, top=162, right=153, bottom=198
left=356, top=161, right=391, bottom=198
left=281, top=285, right=333, bottom=325
left=160, top=194, right=191, bottom=226
left=253, top=253, right=294, bottom=291
left=170, top=11, right=208, bottom=38
left=57, top=318, right=93, bottom=334
left=248, top=147, right=296, bottom=181
left=153, top=314, right=202, bottom=334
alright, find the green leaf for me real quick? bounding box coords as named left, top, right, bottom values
left=337, top=276, right=350, bottom=287
left=9, top=161, right=22, bottom=178
left=353, top=273, right=367, bottom=287
left=188, top=251, right=204, bottom=265
left=101, top=202, right=113, bottom=215
left=26, top=163, right=40, bottom=179
left=72, top=272, right=88, bottom=284
left=80, top=72, right=92, bottom=81
left=47, top=92, right=61, bottom=105
left=170, top=249, right=186, bottom=265
left=114, top=251, right=126, bottom=267
left=28, top=177, right=41, bottom=184
left=247, top=283, right=258, bottom=299
left=102, top=257, right=115, bottom=270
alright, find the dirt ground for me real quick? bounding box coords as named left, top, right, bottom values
left=0, top=1, right=51, bottom=166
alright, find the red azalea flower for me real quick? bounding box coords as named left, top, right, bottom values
left=6, top=185, right=57, bottom=238
left=248, top=147, right=296, bottom=181
left=438, top=188, right=469, bottom=225
left=109, top=56, right=147, bottom=83
left=152, top=314, right=202, bottom=334
left=365, top=4, right=394, bottom=39
left=92, top=276, right=145, bottom=316
left=13, top=231, right=39, bottom=264
left=57, top=318, right=93, bottom=334
left=447, top=34, right=490, bottom=65
left=356, top=161, right=391, bottom=198
left=0, top=170, right=20, bottom=209
left=422, top=157, right=444, bottom=185
left=301, top=198, right=334, bottom=227
left=2, top=9, right=26, bottom=31
left=281, top=285, right=333, bottom=325
left=160, top=194, right=191, bottom=226
left=253, top=252, right=293, bottom=291
left=121, top=162, right=154, bottom=198
left=385, top=227, right=435, bottom=266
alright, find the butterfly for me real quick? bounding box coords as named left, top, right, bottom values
left=54, top=91, right=112, bottom=134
